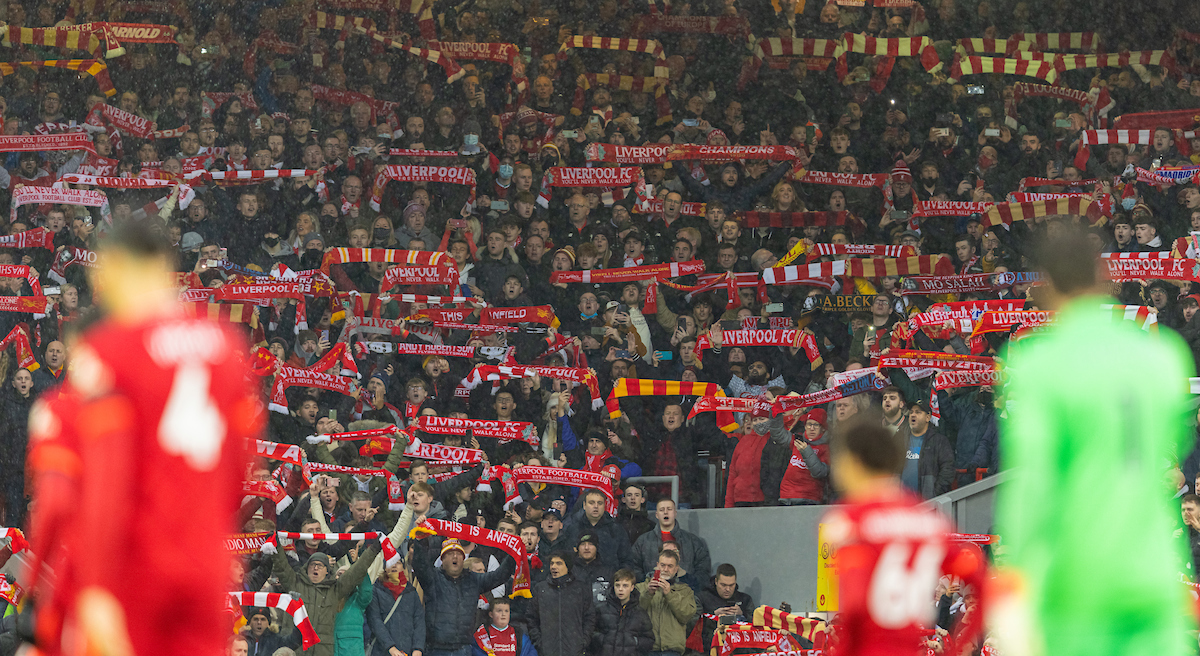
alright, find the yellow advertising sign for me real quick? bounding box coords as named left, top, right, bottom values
left=816, top=523, right=838, bottom=611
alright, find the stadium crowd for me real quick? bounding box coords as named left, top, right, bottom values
left=3, top=0, right=1200, bottom=654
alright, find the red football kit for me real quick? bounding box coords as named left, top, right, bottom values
left=31, top=315, right=260, bottom=656
left=823, top=490, right=983, bottom=656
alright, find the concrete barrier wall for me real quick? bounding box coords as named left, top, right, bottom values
left=675, top=475, right=1008, bottom=610
left=676, top=505, right=828, bottom=612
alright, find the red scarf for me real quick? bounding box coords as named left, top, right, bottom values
left=411, top=518, right=534, bottom=597
left=418, top=416, right=539, bottom=447
left=584, top=449, right=612, bottom=474
left=693, top=329, right=821, bottom=369
left=511, top=466, right=617, bottom=515
left=550, top=260, right=704, bottom=284
left=0, top=227, right=55, bottom=251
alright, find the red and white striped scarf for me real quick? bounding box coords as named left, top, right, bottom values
left=739, top=37, right=842, bottom=90
left=763, top=256, right=952, bottom=283
left=241, top=479, right=293, bottom=513
left=228, top=592, right=319, bottom=649
left=0, top=227, right=55, bottom=252
left=357, top=28, right=465, bottom=82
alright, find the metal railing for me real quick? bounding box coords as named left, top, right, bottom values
left=924, top=470, right=1010, bottom=535
left=623, top=475, right=679, bottom=506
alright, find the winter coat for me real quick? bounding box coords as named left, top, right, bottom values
left=243, top=629, right=290, bottom=656
left=760, top=417, right=829, bottom=505
left=629, top=527, right=711, bottom=581
left=564, top=513, right=636, bottom=573
left=590, top=588, right=655, bottom=656
left=633, top=576, right=696, bottom=653
left=334, top=574, right=375, bottom=656
left=528, top=573, right=597, bottom=656
left=414, top=537, right=517, bottom=651
left=907, top=427, right=956, bottom=499
left=675, top=161, right=793, bottom=211
left=272, top=541, right=383, bottom=656
left=572, top=557, right=616, bottom=606
left=696, top=583, right=753, bottom=650
left=366, top=581, right=425, bottom=656
left=937, top=388, right=999, bottom=487
left=616, top=506, right=655, bottom=545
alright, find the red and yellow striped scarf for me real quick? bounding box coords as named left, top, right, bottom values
left=606, top=378, right=738, bottom=432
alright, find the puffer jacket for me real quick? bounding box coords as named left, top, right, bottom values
left=272, top=542, right=383, bottom=656
left=590, top=588, right=655, bottom=656
left=528, top=572, right=596, bottom=656
left=414, top=537, right=516, bottom=651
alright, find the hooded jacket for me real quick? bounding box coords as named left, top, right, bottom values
left=528, top=572, right=596, bottom=656
left=591, top=587, right=656, bottom=656
left=271, top=542, right=383, bottom=656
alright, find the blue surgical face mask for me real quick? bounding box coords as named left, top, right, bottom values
left=499, top=164, right=514, bottom=178
left=464, top=134, right=479, bottom=146
left=1121, top=197, right=1137, bottom=211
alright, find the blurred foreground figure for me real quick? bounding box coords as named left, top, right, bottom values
left=995, top=230, right=1196, bottom=656
left=25, top=224, right=258, bottom=656
left=823, top=420, right=984, bottom=656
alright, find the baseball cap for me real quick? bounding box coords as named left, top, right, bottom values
left=542, top=508, right=563, bottom=522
